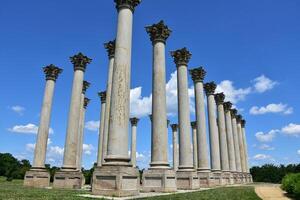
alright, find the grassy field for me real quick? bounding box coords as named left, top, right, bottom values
left=0, top=177, right=261, bottom=200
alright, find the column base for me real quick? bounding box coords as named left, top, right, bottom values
left=92, top=165, right=140, bottom=197
left=221, top=171, right=231, bottom=185
left=242, top=173, right=247, bottom=183
left=208, top=171, right=222, bottom=187
left=197, top=171, right=210, bottom=188
left=23, top=169, right=50, bottom=188
left=176, top=170, right=199, bottom=190
left=53, top=170, right=83, bottom=189
left=228, top=172, right=235, bottom=185
left=142, top=168, right=177, bottom=192
left=247, top=173, right=253, bottom=183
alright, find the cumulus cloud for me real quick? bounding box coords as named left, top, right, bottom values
left=10, top=105, right=25, bottom=115
left=8, top=123, right=54, bottom=134
left=253, top=154, right=272, bottom=160
left=298, top=150, right=300, bottom=156
left=130, top=87, right=152, bottom=118
left=281, top=123, right=300, bottom=137
left=253, top=75, right=278, bottom=93
left=82, top=144, right=94, bottom=155
left=250, top=103, right=293, bottom=115
left=216, top=80, right=252, bottom=104
left=259, top=144, right=275, bottom=151
left=85, top=121, right=99, bottom=132
left=255, top=130, right=278, bottom=142
left=26, top=143, right=36, bottom=152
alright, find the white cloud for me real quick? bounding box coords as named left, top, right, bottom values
left=216, top=80, right=251, bottom=104
left=255, top=129, right=278, bottom=142
left=259, top=144, right=275, bottom=151
left=10, top=105, right=25, bottom=115
left=48, top=146, right=64, bottom=156
left=26, top=143, right=36, bottom=152
left=85, top=121, right=99, bottom=132
left=82, top=144, right=94, bottom=155
left=253, top=75, right=278, bottom=93
left=250, top=103, right=293, bottom=115
left=281, top=123, right=300, bottom=137
left=297, top=150, right=300, bottom=156
left=253, top=154, right=272, bottom=160
left=130, top=87, right=152, bottom=118
left=8, top=123, right=54, bottom=134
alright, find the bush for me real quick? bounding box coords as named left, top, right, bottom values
left=281, top=173, right=300, bottom=198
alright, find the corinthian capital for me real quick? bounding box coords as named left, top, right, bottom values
left=191, top=121, right=197, bottom=129
left=70, top=52, right=92, bottom=72
left=170, top=47, right=192, bottom=67
left=189, top=67, right=206, bottom=83
left=104, top=40, right=116, bottom=59
left=230, top=109, right=238, bottom=118
left=214, top=93, right=225, bottom=105
left=241, top=119, right=246, bottom=128
left=236, top=115, right=243, bottom=123
left=43, top=64, right=63, bottom=81
left=171, top=124, right=178, bottom=132
left=98, top=91, right=106, bottom=104
left=82, top=81, right=90, bottom=94
left=130, top=117, right=139, bottom=126
left=223, top=101, right=233, bottom=112
left=84, top=97, right=90, bottom=109
left=145, top=20, right=172, bottom=44
left=204, top=82, right=216, bottom=95
left=114, top=0, right=141, bottom=12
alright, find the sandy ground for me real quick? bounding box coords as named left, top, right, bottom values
left=255, top=184, right=292, bottom=200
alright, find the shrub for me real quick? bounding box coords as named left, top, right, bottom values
left=281, top=173, right=300, bottom=197
left=294, top=180, right=300, bottom=199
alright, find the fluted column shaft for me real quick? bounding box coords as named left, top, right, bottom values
left=106, top=6, right=134, bottom=163
left=191, top=123, right=198, bottom=169
left=76, top=94, right=85, bottom=170
left=171, top=124, right=179, bottom=171
left=33, top=66, right=62, bottom=168
left=224, top=103, right=236, bottom=172
left=130, top=118, right=139, bottom=168
left=237, top=118, right=246, bottom=173
left=231, top=111, right=242, bottom=172
left=97, top=92, right=106, bottom=166
left=241, top=122, right=250, bottom=173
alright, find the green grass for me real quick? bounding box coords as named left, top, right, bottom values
left=0, top=177, right=260, bottom=200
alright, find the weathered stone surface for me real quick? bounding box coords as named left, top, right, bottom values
left=176, top=171, right=199, bottom=190
left=23, top=170, right=50, bottom=188
left=197, top=171, right=210, bottom=188
left=208, top=172, right=222, bottom=187
left=142, top=169, right=177, bottom=192
left=92, top=166, right=139, bottom=197
left=53, top=171, right=83, bottom=189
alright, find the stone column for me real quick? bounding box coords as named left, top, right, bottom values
left=171, top=124, right=179, bottom=171
left=77, top=81, right=90, bottom=170
left=171, top=48, right=199, bottom=190
left=223, top=102, right=237, bottom=177
left=142, top=20, right=176, bottom=192
left=237, top=115, right=247, bottom=183
left=189, top=67, right=210, bottom=173
left=24, top=64, right=62, bottom=188
left=96, top=91, right=106, bottom=167
left=102, top=40, right=115, bottom=165
left=92, top=1, right=141, bottom=197
left=191, top=121, right=198, bottom=170
left=241, top=120, right=252, bottom=182
left=204, top=82, right=222, bottom=186
left=54, top=53, right=91, bottom=189
left=231, top=109, right=242, bottom=176
left=130, top=117, right=139, bottom=168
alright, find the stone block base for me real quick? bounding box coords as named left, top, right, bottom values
left=23, top=169, right=50, bottom=188
left=92, top=165, right=139, bottom=197
left=228, top=172, right=235, bottom=184
left=53, top=170, right=83, bottom=189
left=221, top=172, right=231, bottom=185
left=176, top=170, right=199, bottom=190
left=209, top=171, right=222, bottom=187
left=142, top=168, right=177, bottom=192
left=247, top=173, right=253, bottom=183
left=233, top=172, right=241, bottom=184
left=197, top=171, right=210, bottom=188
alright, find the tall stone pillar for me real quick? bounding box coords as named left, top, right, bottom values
left=241, top=120, right=252, bottom=182
left=96, top=91, right=106, bottom=167
left=171, top=48, right=199, bottom=190
left=24, top=64, right=62, bottom=188
left=204, top=82, right=222, bottom=186
left=215, top=93, right=230, bottom=185
left=231, top=109, right=242, bottom=183
left=77, top=81, right=90, bottom=171
left=142, top=20, right=176, bottom=192
left=223, top=102, right=237, bottom=184
left=171, top=124, right=179, bottom=171
left=92, top=1, right=141, bottom=197
left=236, top=115, right=247, bottom=183
left=191, top=122, right=198, bottom=170
left=130, top=117, right=139, bottom=168
left=102, top=40, right=115, bottom=165
left=54, top=53, right=91, bottom=189
left=189, top=67, right=210, bottom=187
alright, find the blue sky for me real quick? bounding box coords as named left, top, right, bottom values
left=1, top=0, right=300, bottom=169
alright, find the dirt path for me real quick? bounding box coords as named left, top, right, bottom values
left=255, top=184, right=291, bottom=200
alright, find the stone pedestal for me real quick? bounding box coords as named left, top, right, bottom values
left=247, top=173, right=253, bottom=183
left=92, top=166, right=139, bottom=197
left=209, top=171, right=222, bottom=187
left=221, top=171, right=231, bottom=185
left=24, top=169, right=50, bottom=188
left=53, top=170, right=83, bottom=189
left=228, top=172, right=235, bottom=185
left=176, top=170, right=199, bottom=190
left=197, top=171, right=210, bottom=188
left=142, top=169, right=176, bottom=192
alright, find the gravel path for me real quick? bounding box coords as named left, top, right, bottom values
left=255, top=184, right=291, bottom=200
